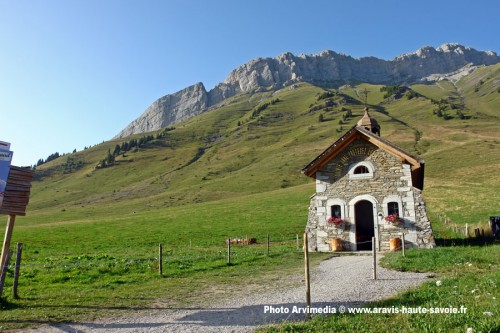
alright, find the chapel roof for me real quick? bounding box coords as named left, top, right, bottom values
left=301, top=125, right=425, bottom=190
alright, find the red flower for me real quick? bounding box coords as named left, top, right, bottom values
left=385, top=214, right=402, bottom=225
left=327, top=217, right=343, bottom=226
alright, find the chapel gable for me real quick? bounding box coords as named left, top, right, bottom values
left=302, top=110, right=435, bottom=252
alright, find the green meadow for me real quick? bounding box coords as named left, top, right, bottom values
left=260, top=245, right=499, bottom=333
left=1, top=64, right=499, bottom=331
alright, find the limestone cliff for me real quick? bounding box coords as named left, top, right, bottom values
left=115, top=43, right=499, bottom=138
left=116, top=83, right=208, bottom=138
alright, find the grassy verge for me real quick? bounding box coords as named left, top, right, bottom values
left=0, top=187, right=314, bottom=331
left=258, top=244, right=499, bottom=333
left=0, top=241, right=333, bottom=331
left=0, top=245, right=307, bottom=331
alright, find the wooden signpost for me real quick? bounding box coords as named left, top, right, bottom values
left=304, top=233, right=311, bottom=320
left=0, top=165, right=35, bottom=279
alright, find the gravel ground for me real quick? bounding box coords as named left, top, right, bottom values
left=23, top=255, right=430, bottom=333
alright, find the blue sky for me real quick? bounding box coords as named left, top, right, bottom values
left=1, top=0, right=499, bottom=166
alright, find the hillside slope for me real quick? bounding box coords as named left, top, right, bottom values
left=28, top=64, right=500, bottom=235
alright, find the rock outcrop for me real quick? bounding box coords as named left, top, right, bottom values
left=116, top=82, right=208, bottom=138
left=115, top=43, right=499, bottom=138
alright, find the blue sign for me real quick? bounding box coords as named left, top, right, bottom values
left=0, top=141, right=13, bottom=209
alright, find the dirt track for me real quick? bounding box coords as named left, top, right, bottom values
left=23, top=255, right=429, bottom=333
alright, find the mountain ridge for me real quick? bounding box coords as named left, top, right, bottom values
left=115, top=43, right=499, bottom=138
left=34, top=63, right=500, bottom=220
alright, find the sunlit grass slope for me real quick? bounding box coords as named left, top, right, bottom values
left=21, top=63, right=500, bottom=254
left=1, top=65, right=498, bottom=330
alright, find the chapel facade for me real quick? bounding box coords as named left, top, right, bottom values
left=302, top=109, right=435, bottom=252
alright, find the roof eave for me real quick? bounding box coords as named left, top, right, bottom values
left=301, top=126, right=359, bottom=178
left=301, top=126, right=426, bottom=187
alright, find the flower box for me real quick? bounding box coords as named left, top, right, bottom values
left=327, top=216, right=343, bottom=226
left=385, top=214, right=402, bottom=226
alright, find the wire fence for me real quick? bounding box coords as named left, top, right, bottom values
left=4, top=231, right=454, bottom=290
left=0, top=233, right=309, bottom=299
left=2, top=233, right=304, bottom=273
left=0, top=233, right=426, bottom=299
left=7, top=230, right=458, bottom=274
left=3, top=235, right=415, bottom=271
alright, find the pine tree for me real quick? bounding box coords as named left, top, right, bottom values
left=106, top=149, right=114, bottom=165
left=113, top=144, right=121, bottom=156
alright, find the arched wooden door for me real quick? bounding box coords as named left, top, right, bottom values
left=354, top=200, right=374, bottom=250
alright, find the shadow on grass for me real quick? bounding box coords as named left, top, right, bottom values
left=0, top=299, right=202, bottom=312
left=0, top=298, right=21, bottom=310
left=435, top=236, right=497, bottom=247
left=2, top=301, right=368, bottom=331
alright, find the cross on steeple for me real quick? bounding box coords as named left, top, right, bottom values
left=360, top=88, right=370, bottom=107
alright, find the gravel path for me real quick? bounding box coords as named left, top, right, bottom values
left=23, top=255, right=430, bottom=333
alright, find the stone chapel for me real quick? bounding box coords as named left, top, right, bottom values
left=302, top=109, right=435, bottom=252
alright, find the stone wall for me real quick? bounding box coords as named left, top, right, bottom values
left=306, top=138, right=435, bottom=252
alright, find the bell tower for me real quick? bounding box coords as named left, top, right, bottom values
left=357, top=107, right=380, bottom=136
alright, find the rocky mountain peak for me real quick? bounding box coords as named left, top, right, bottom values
left=115, top=44, right=500, bottom=139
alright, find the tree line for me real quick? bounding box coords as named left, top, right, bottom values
left=33, top=127, right=176, bottom=171
left=96, top=135, right=155, bottom=169
left=96, top=127, right=175, bottom=169
left=250, top=98, right=280, bottom=119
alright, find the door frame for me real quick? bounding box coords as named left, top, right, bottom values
left=348, top=195, right=379, bottom=251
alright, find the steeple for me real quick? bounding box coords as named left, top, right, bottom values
left=357, top=107, right=380, bottom=136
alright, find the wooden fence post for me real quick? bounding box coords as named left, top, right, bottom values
left=266, top=234, right=270, bottom=256
left=158, top=243, right=163, bottom=275
left=227, top=239, right=231, bottom=265
left=0, top=215, right=16, bottom=277
left=0, top=249, right=13, bottom=298
left=303, top=233, right=311, bottom=320
left=372, top=237, right=377, bottom=280
left=402, top=233, right=406, bottom=257
left=12, top=243, right=23, bottom=299
left=296, top=234, right=299, bottom=250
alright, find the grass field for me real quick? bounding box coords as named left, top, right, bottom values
left=259, top=244, right=499, bottom=333
left=1, top=65, right=499, bottom=331
left=1, top=186, right=313, bottom=330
